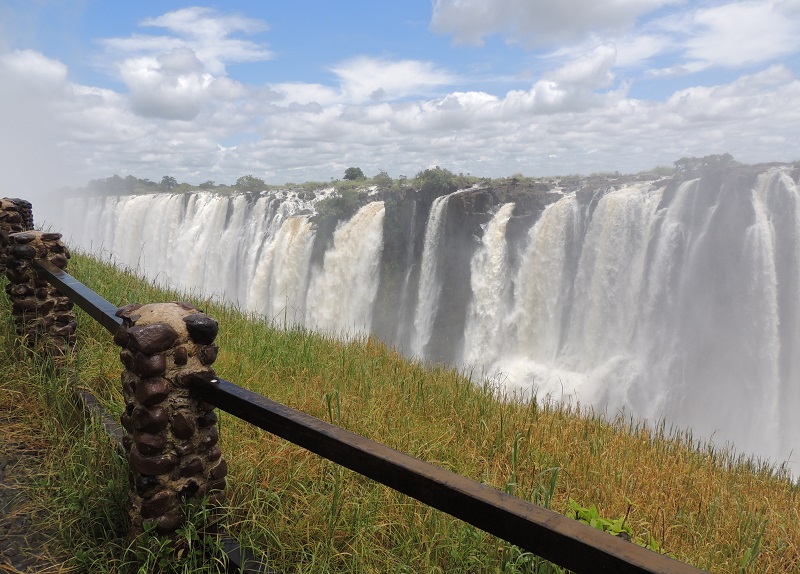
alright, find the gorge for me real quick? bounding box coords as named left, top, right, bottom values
left=49, top=163, right=800, bottom=475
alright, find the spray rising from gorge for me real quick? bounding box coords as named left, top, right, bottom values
left=54, top=163, right=800, bottom=473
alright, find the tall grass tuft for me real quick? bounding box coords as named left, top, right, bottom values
left=1, top=250, right=798, bottom=573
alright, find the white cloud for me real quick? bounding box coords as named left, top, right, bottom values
left=120, top=51, right=215, bottom=120
left=331, top=57, right=458, bottom=102
left=103, top=7, right=272, bottom=75
left=99, top=8, right=269, bottom=120
left=4, top=6, right=800, bottom=192
left=430, top=0, right=679, bottom=47
left=682, top=1, right=800, bottom=70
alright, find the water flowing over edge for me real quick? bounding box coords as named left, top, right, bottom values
left=49, top=167, right=800, bottom=474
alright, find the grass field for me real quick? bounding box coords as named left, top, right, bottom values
left=1, top=250, right=798, bottom=573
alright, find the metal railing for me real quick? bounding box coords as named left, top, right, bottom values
left=30, top=256, right=709, bottom=574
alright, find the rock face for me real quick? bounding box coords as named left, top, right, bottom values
left=371, top=181, right=562, bottom=362
left=114, top=302, right=226, bottom=537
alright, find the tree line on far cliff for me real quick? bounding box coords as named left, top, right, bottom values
left=72, top=154, right=761, bottom=198
left=75, top=165, right=481, bottom=197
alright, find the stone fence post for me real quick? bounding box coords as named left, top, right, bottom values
left=113, top=302, right=227, bottom=537
left=0, top=197, right=34, bottom=273
left=1, top=229, right=77, bottom=359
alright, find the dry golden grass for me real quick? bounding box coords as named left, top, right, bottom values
left=2, top=251, right=798, bottom=573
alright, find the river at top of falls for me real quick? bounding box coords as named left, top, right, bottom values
left=50, top=167, right=800, bottom=474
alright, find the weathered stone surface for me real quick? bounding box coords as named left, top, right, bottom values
left=9, top=232, right=36, bottom=244
left=128, top=323, right=179, bottom=355
left=173, top=345, right=188, bottom=365
left=8, top=284, right=33, bottom=297
left=174, top=441, right=196, bottom=457
left=116, top=302, right=225, bottom=538
left=177, top=370, right=215, bottom=388
left=115, top=303, right=143, bottom=319
left=5, top=269, right=29, bottom=284
left=207, top=490, right=226, bottom=507
left=209, top=459, right=228, bottom=481
left=206, top=445, right=222, bottom=462
left=10, top=245, right=36, bottom=259
left=130, top=450, right=176, bottom=476
left=198, top=409, right=217, bottom=428
left=183, top=313, right=218, bottom=344
left=49, top=254, right=68, bottom=269
left=11, top=297, right=37, bottom=312
left=119, top=350, right=134, bottom=369
left=179, top=457, right=204, bottom=478
left=199, top=426, right=219, bottom=450
left=131, top=405, right=168, bottom=434
left=133, top=431, right=167, bottom=456
left=113, top=327, right=130, bottom=347
left=121, top=371, right=137, bottom=395
left=199, top=344, right=218, bottom=365
left=34, top=287, right=51, bottom=299
left=51, top=323, right=76, bottom=337
left=134, top=377, right=170, bottom=406
left=135, top=475, right=161, bottom=498
left=155, top=511, right=184, bottom=534
left=120, top=413, right=134, bottom=433
left=40, top=232, right=62, bottom=241
left=178, top=480, right=199, bottom=500
left=131, top=352, right=167, bottom=378
left=141, top=490, right=176, bottom=519
left=170, top=412, right=196, bottom=439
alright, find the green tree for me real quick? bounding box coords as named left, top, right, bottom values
left=160, top=175, right=178, bottom=190
left=372, top=170, right=393, bottom=189
left=343, top=167, right=366, bottom=181
left=414, top=166, right=457, bottom=195
left=673, top=153, right=738, bottom=173
left=235, top=175, right=266, bottom=192
left=198, top=180, right=216, bottom=189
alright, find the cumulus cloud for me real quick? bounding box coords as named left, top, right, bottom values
left=682, top=1, right=800, bottom=70
left=120, top=49, right=214, bottom=120
left=103, top=7, right=271, bottom=74
left=430, top=0, right=678, bottom=47
left=100, top=7, right=269, bottom=120
left=3, top=4, right=800, bottom=191
left=331, top=57, right=458, bottom=102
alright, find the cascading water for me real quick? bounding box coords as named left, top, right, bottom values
left=247, top=215, right=315, bottom=325
left=410, top=193, right=451, bottom=357
left=305, top=201, right=385, bottom=336
left=482, top=170, right=800, bottom=471
left=464, top=202, right=515, bottom=368
left=51, top=165, right=800, bottom=472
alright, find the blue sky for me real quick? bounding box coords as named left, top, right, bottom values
left=2, top=1, right=800, bottom=193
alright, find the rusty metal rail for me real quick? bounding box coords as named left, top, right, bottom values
left=30, top=259, right=709, bottom=574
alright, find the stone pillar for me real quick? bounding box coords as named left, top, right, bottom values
left=2, top=230, right=76, bottom=358
left=113, top=302, right=227, bottom=537
left=0, top=197, right=34, bottom=274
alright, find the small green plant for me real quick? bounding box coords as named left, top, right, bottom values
left=568, top=499, right=661, bottom=552
left=123, top=498, right=228, bottom=573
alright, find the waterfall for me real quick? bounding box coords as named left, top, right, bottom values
left=247, top=215, right=315, bottom=325
left=51, top=166, right=800, bottom=472
left=305, top=201, right=385, bottom=336
left=464, top=202, right=515, bottom=367
left=395, top=200, right=418, bottom=346
left=410, top=193, right=451, bottom=357
left=496, top=170, right=800, bottom=470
